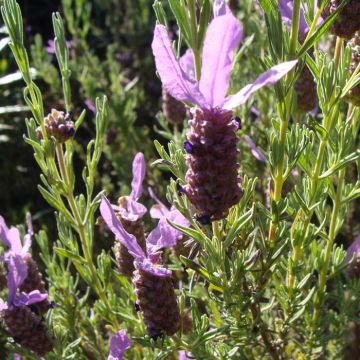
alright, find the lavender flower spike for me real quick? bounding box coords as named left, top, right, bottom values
left=100, top=195, right=181, bottom=336
left=152, top=2, right=297, bottom=220
left=108, top=330, right=132, bottom=360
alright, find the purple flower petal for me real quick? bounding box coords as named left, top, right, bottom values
left=136, top=258, right=172, bottom=277
left=117, top=197, right=147, bottom=221
left=85, top=99, right=96, bottom=114
left=108, top=330, right=132, bottom=360
left=345, top=235, right=360, bottom=264
left=0, top=299, right=8, bottom=311
left=243, top=135, right=267, bottom=163
left=148, top=187, right=170, bottom=219
left=130, top=153, right=146, bottom=201
left=199, top=13, right=243, bottom=108
left=100, top=196, right=146, bottom=260
left=223, top=60, right=298, bottom=109
left=152, top=25, right=208, bottom=108
left=6, top=254, right=27, bottom=304
left=15, top=290, right=48, bottom=307
left=213, top=0, right=231, bottom=16
left=279, top=0, right=309, bottom=38
left=179, top=49, right=195, bottom=81
left=178, top=350, right=192, bottom=360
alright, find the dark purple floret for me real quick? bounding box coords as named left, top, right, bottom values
left=176, top=181, right=186, bottom=196
left=195, top=214, right=211, bottom=225
left=184, top=141, right=193, bottom=154
left=232, top=116, right=241, bottom=130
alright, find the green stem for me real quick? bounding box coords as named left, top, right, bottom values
left=312, top=168, right=345, bottom=324
left=212, top=220, right=221, bottom=240
left=289, top=0, right=301, bottom=57
left=55, top=144, right=118, bottom=326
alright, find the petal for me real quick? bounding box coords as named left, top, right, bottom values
left=136, top=258, right=172, bottom=277
left=130, top=153, right=146, bottom=201
left=345, top=235, right=360, bottom=264
left=199, top=13, right=243, bottom=108
left=15, top=290, right=48, bottom=307
left=148, top=187, right=170, bottom=219
left=7, top=254, right=27, bottom=304
left=278, top=0, right=308, bottom=38
left=108, top=330, right=132, bottom=360
left=179, top=49, right=195, bottom=81
left=223, top=60, right=298, bottom=109
left=0, top=216, right=23, bottom=254
left=118, top=199, right=147, bottom=222
left=243, top=135, right=267, bottom=163
left=100, top=196, right=145, bottom=260
left=0, top=299, right=8, bottom=311
left=213, top=0, right=231, bottom=17
left=152, top=24, right=208, bottom=108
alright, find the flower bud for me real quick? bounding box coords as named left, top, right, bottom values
left=36, top=109, right=75, bottom=143
left=295, top=65, right=317, bottom=112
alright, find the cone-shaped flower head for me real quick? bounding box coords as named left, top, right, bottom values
left=345, top=235, right=360, bottom=277
left=108, top=330, right=132, bottom=360
left=112, top=152, right=147, bottom=222
left=152, top=1, right=297, bottom=220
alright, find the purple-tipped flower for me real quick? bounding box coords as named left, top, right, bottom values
left=152, top=1, right=297, bottom=220
left=108, top=330, right=132, bottom=360
left=0, top=215, right=50, bottom=312
left=0, top=254, right=53, bottom=356
left=345, top=235, right=360, bottom=277
left=106, top=153, right=147, bottom=277
left=100, top=195, right=181, bottom=336
left=36, top=109, right=75, bottom=143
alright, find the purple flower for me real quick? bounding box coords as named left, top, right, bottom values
left=0, top=215, right=31, bottom=259
left=45, top=38, right=73, bottom=55
left=85, top=99, right=97, bottom=114
left=152, top=2, right=297, bottom=111
left=243, top=135, right=267, bottom=163
left=278, top=1, right=322, bottom=40
left=148, top=188, right=190, bottom=241
left=0, top=254, right=47, bottom=312
left=108, top=330, right=132, bottom=360
left=100, top=194, right=181, bottom=277
left=111, top=153, right=147, bottom=221
left=345, top=235, right=360, bottom=265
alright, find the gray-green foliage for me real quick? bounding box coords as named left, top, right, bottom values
left=1, top=0, right=360, bottom=359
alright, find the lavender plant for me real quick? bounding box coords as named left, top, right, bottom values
left=1, top=0, right=360, bottom=359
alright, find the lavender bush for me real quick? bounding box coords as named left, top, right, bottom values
left=1, top=0, right=360, bottom=359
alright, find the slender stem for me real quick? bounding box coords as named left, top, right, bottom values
left=55, top=144, right=118, bottom=326
left=334, top=37, right=343, bottom=68
left=289, top=0, right=301, bottom=57
left=312, top=168, right=345, bottom=324
left=212, top=221, right=221, bottom=240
